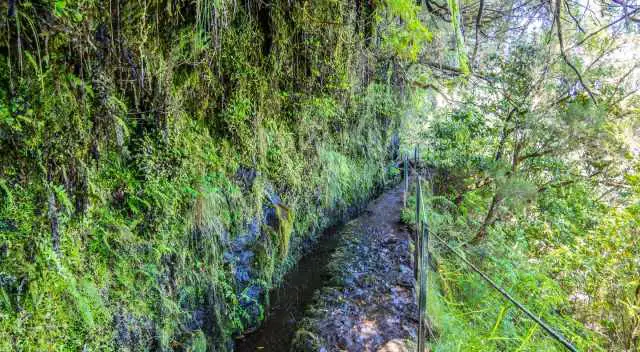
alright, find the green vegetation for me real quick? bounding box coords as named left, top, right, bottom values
left=405, top=139, right=639, bottom=351
left=1, top=0, right=639, bottom=351
left=0, top=0, right=430, bottom=350
left=398, top=1, right=639, bottom=349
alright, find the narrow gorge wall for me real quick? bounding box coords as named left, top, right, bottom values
left=0, top=1, right=410, bottom=350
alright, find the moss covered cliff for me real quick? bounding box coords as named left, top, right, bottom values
left=0, top=0, right=426, bottom=350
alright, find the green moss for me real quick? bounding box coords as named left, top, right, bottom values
left=0, top=0, right=419, bottom=350
left=275, top=203, right=294, bottom=261
left=291, top=329, right=323, bottom=352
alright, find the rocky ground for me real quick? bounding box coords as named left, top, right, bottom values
left=291, top=183, right=420, bottom=352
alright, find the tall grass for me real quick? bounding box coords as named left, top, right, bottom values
left=414, top=172, right=432, bottom=352
left=402, top=178, right=603, bottom=352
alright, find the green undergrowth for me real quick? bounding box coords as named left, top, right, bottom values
left=0, top=0, right=429, bottom=350
left=401, top=184, right=606, bottom=351
left=400, top=98, right=639, bottom=351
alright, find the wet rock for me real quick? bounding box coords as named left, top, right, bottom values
left=239, top=284, right=264, bottom=328
left=263, top=184, right=282, bottom=229
left=397, top=264, right=414, bottom=288
left=0, top=243, right=7, bottom=259
left=264, top=183, right=281, bottom=206
left=235, top=166, right=257, bottom=191
left=159, top=252, right=178, bottom=292
left=221, top=216, right=267, bottom=329
left=224, top=218, right=261, bottom=285
left=202, top=283, right=229, bottom=345
left=388, top=133, right=400, bottom=160
left=234, top=251, right=254, bottom=284
left=376, top=339, right=412, bottom=352
left=0, top=272, right=17, bottom=288
left=113, top=309, right=157, bottom=351
left=0, top=219, right=17, bottom=232
left=263, top=204, right=279, bottom=229
left=228, top=218, right=261, bottom=252
left=292, top=184, right=421, bottom=351
left=186, top=308, right=206, bottom=332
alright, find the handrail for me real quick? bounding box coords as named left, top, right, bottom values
left=430, top=233, right=579, bottom=352
left=407, top=146, right=579, bottom=352
left=416, top=176, right=429, bottom=352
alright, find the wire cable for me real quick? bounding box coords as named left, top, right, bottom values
left=430, top=232, right=580, bottom=352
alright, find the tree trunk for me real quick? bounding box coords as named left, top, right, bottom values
left=473, top=193, right=500, bottom=243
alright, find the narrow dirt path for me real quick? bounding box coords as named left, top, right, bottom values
left=291, top=183, right=418, bottom=351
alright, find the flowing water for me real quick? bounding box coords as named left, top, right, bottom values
left=234, top=223, right=345, bottom=351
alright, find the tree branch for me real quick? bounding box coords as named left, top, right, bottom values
left=564, top=0, right=586, bottom=33
left=516, top=148, right=556, bottom=164
left=570, top=7, right=640, bottom=49
left=472, top=0, right=484, bottom=66
left=607, top=63, right=640, bottom=105
left=422, top=60, right=491, bottom=81
left=556, top=0, right=598, bottom=105
left=410, top=81, right=452, bottom=101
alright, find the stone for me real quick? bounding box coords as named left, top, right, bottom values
left=235, top=166, right=257, bottom=191
left=376, top=339, right=412, bottom=352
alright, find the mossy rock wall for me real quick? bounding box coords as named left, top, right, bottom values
left=1, top=0, right=407, bottom=350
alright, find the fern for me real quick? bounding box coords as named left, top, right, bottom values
left=0, top=180, right=13, bottom=210
left=53, top=185, right=73, bottom=216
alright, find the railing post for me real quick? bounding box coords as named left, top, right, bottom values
left=404, top=154, right=409, bottom=208
left=415, top=175, right=429, bottom=352
left=418, top=207, right=429, bottom=352
left=431, top=234, right=580, bottom=352
left=414, top=146, right=429, bottom=352
left=415, top=176, right=422, bottom=281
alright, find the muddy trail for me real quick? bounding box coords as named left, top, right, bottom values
left=235, top=183, right=419, bottom=351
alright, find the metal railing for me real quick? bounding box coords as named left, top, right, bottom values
left=405, top=146, right=579, bottom=352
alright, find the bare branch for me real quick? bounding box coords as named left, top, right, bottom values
left=611, top=0, right=640, bottom=10
left=410, top=81, right=452, bottom=101
left=570, top=7, right=640, bottom=49
left=556, top=0, right=598, bottom=105
left=564, top=0, right=586, bottom=33
left=607, top=63, right=640, bottom=104
left=472, top=0, right=485, bottom=66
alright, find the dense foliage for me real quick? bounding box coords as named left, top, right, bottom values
left=399, top=0, right=639, bottom=350
left=0, top=0, right=432, bottom=350
left=1, top=0, right=638, bottom=351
